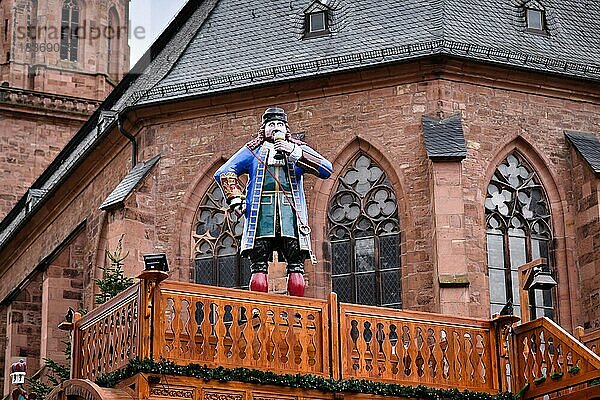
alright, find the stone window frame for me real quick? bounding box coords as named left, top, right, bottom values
left=485, top=151, right=555, bottom=320
left=327, top=153, right=402, bottom=308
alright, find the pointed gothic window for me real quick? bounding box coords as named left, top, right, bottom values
left=60, top=0, right=79, bottom=61
left=193, top=182, right=251, bottom=288
left=328, top=154, right=401, bottom=308
left=485, top=153, right=554, bottom=320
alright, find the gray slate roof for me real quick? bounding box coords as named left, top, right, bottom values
left=99, top=155, right=161, bottom=210
left=565, top=131, right=600, bottom=175
left=135, top=0, right=600, bottom=103
left=422, top=114, right=467, bottom=160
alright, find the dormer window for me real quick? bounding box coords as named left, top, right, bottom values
left=303, top=1, right=331, bottom=38
left=526, top=8, right=545, bottom=31
left=309, top=11, right=326, bottom=32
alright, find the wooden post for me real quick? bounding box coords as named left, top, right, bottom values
left=491, top=314, right=520, bottom=392
left=328, top=292, right=341, bottom=380
left=137, top=270, right=169, bottom=360
left=574, top=325, right=585, bottom=342
left=517, top=258, right=546, bottom=323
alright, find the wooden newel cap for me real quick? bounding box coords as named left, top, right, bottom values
left=137, top=270, right=169, bottom=282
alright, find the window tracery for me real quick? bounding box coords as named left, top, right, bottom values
left=328, top=154, right=401, bottom=308
left=193, top=183, right=250, bottom=288
left=485, top=153, right=554, bottom=319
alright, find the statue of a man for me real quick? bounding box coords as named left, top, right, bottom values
left=215, top=107, right=333, bottom=296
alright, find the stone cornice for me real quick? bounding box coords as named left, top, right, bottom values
left=0, top=86, right=100, bottom=116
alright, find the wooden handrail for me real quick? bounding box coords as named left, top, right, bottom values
left=71, top=283, right=141, bottom=381
left=511, top=317, right=600, bottom=399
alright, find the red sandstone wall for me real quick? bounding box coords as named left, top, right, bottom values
left=3, top=272, right=42, bottom=396
left=0, top=110, right=84, bottom=219
left=570, top=148, right=600, bottom=330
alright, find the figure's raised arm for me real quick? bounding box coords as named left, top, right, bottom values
left=294, top=145, right=333, bottom=179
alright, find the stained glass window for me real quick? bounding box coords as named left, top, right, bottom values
left=485, top=153, right=554, bottom=320
left=60, top=0, right=79, bottom=61
left=328, top=154, right=401, bottom=308
left=193, top=183, right=250, bottom=289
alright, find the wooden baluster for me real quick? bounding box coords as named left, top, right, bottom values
left=172, top=297, right=183, bottom=359
left=363, top=320, right=374, bottom=373
left=375, top=322, right=386, bottom=377
left=389, top=324, right=399, bottom=376
left=531, top=332, right=540, bottom=379
left=278, top=310, right=290, bottom=365
left=307, top=314, right=318, bottom=368
left=426, top=328, right=437, bottom=380
left=540, top=330, right=550, bottom=379
left=466, top=332, right=478, bottom=384
left=179, top=298, right=191, bottom=357
left=292, top=312, right=303, bottom=366
left=265, top=309, right=276, bottom=362
left=223, top=304, right=235, bottom=359
left=454, top=330, right=464, bottom=382
left=251, top=307, right=262, bottom=361
left=415, top=326, right=425, bottom=378
left=207, top=301, right=220, bottom=362
left=164, top=298, right=175, bottom=355
left=439, top=329, right=450, bottom=381
left=238, top=306, right=248, bottom=360
left=475, top=334, right=487, bottom=384
left=402, top=324, right=413, bottom=378
left=350, top=319, right=361, bottom=373
left=192, top=300, right=204, bottom=358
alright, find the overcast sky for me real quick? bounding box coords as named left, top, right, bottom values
left=128, top=0, right=188, bottom=66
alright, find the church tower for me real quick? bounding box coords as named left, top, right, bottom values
left=1, top=0, right=130, bottom=97
left=0, top=0, right=130, bottom=218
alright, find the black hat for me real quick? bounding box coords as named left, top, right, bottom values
left=262, top=107, right=288, bottom=124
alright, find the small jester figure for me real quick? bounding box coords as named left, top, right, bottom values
left=214, top=107, right=333, bottom=296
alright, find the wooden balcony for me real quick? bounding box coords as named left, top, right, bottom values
left=65, top=278, right=600, bottom=400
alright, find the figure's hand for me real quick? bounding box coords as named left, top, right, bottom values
left=229, top=198, right=246, bottom=217
left=231, top=202, right=246, bottom=217
left=274, top=139, right=296, bottom=155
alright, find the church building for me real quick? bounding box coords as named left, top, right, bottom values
left=0, top=0, right=598, bottom=398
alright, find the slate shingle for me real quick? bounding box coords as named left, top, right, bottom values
left=138, top=0, right=600, bottom=103
left=422, top=114, right=467, bottom=160
left=565, top=131, right=600, bottom=175
left=99, top=155, right=161, bottom=210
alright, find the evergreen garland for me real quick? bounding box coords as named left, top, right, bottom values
left=96, top=358, right=515, bottom=400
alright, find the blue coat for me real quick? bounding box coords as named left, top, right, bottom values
left=215, top=142, right=332, bottom=257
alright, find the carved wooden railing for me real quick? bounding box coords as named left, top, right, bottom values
left=510, top=317, right=600, bottom=399
left=71, top=284, right=141, bottom=381
left=69, top=278, right=600, bottom=399
left=152, top=281, right=331, bottom=376
left=337, top=302, right=500, bottom=392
